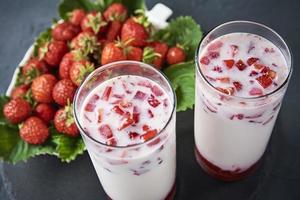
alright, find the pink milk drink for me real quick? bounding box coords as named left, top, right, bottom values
left=73, top=61, right=176, bottom=199
left=194, top=21, right=292, bottom=181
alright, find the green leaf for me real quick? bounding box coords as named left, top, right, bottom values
left=51, top=127, right=85, bottom=163
left=164, top=61, right=195, bottom=112
left=33, top=28, right=52, bottom=57
left=0, top=124, right=20, bottom=162
left=58, top=0, right=145, bottom=20
left=152, top=16, right=202, bottom=60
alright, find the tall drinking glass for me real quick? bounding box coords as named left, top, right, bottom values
left=194, top=21, right=292, bottom=181
left=74, top=61, right=176, bottom=199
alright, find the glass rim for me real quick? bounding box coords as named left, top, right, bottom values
left=73, top=60, right=177, bottom=149
left=195, top=20, right=293, bottom=101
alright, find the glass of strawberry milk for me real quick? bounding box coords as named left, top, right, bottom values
left=73, top=61, right=176, bottom=199
left=195, top=21, right=292, bottom=181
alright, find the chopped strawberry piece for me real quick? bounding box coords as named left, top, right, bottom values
left=119, top=116, right=134, bottom=130
left=230, top=45, right=238, bottom=57
left=107, top=137, right=117, bottom=146
left=132, top=106, right=140, bottom=124
left=119, top=99, right=132, bottom=108
left=208, top=51, right=220, bottom=59
left=207, top=41, right=223, bottom=51
left=85, top=94, right=100, bottom=112
left=256, top=75, right=273, bottom=88
left=112, top=105, right=124, bottom=115
left=235, top=60, right=247, bottom=71
left=249, top=70, right=258, bottom=76
left=140, top=129, right=157, bottom=141
left=113, top=94, right=124, bottom=99
left=148, top=95, right=161, bottom=108
left=223, top=59, right=235, bottom=69
left=134, top=91, right=147, bottom=100
left=217, top=77, right=230, bottom=83
left=261, top=66, right=270, bottom=74
left=129, top=132, right=140, bottom=140
left=101, top=86, right=112, bottom=101
left=233, top=81, right=243, bottom=91
left=148, top=109, right=154, bottom=118
left=137, top=80, right=152, bottom=88
left=247, top=57, right=259, bottom=66
left=254, top=63, right=265, bottom=70
left=142, top=124, right=150, bottom=131
left=249, top=87, right=263, bottom=96
left=213, top=66, right=223, bottom=73
left=98, top=108, right=103, bottom=123
left=151, top=85, right=163, bottom=96
left=217, top=87, right=235, bottom=95
left=200, top=56, right=210, bottom=65
left=267, top=70, right=277, bottom=79
left=99, top=124, right=113, bottom=139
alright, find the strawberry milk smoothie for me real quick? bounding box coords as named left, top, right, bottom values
left=195, top=21, right=292, bottom=181
left=74, top=61, right=176, bottom=200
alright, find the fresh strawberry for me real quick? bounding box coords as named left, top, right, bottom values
left=22, top=58, right=49, bottom=83
left=52, top=79, right=77, bottom=106
left=51, top=22, right=80, bottom=42
left=11, top=84, right=29, bottom=100
left=81, top=11, right=107, bottom=35
left=31, top=74, right=57, bottom=103
left=20, top=116, right=49, bottom=145
left=101, top=41, right=127, bottom=65
left=69, top=9, right=86, bottom=26
left=235, top=59, right=247, bottom=71
left=54, top=105, right=79, bottom=137
left=121, top=18, right=148, bottom=47
left=143, top=42, right=168, bottom=69
left=223, top=59, right=234, bottom=69
left=3, top=98, right=31, bottom=124
left=166, top=46, right=186, bottom=65
left=40, top=40, right=69, bottom=67
left=256, top=75, right=273, bottom=88
left=69, top=60, right=95, bottom=86
left=70, top=31, right=99, bottom=57
left=103, top=3, right=128, bottom=22
left=106, top=20, right=122, bottom=42
left=127, top=46, right=143, bottom=61
left=34, top=103, right=56, bottom=124
left=59, top=50, right=84, bottom=79
left=247, top=57, right=259, bottom=66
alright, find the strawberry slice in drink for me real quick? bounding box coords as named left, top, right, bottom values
left=140, top=129, right=158, bottom=142
left=134, top=91, right=147, bottom=101
left=148, top=95, right=161, bottom=108
left=101, top=86, right=112, bottom=101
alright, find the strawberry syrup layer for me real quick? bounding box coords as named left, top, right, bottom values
left=80, top=75, right=172, bottom=147
left=199, top=33, right=288, bottom=98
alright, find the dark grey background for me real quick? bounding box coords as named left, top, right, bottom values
left=1, top=0, right=300, bottom=199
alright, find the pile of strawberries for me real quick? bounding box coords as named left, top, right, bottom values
left=2, top=3, right=187, bottom=145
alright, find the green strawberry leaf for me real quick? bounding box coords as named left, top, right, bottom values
left=33, top=28, right=52, bottom=57
left=59, top=0, right=145, bottom=20
left=152, top=16, right=202, bottom=60
left=164, top=61, right=195, bottom=112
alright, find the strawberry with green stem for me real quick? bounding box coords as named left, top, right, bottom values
left=52, top=79, right=77, bottom=106
left=68, top=9, right=86, bottom=26
left=103, top=3, right=128, bottom=22
left=21, top=58, right=49, bottom=84
left=54, top=103, right=79, bottom=137
left=11, top=84, right=29, bottom=100
left=166, top=44, right=186, bottom=65
left=3, top=98, right=31, bottom=124
left=70, top=31, right=100, bottom=57
left=39, top=40, right=69, bottom=67
left=143, top=42, right=169, bottom=69
left=59, top=50, right=86, bottom=79
left=69, top=60, right=95, bottom=86
left=31, top=74, right=57, bottom=103
left=51, top=22, right=80, bottom=42
left=81, top=11, right=107, bottom=35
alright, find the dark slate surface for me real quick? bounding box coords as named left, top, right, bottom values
left=1, top=0, right=300, bottom=199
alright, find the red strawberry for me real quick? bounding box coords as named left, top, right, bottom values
left=70, top=31, right=99, bottom=56
left=235, top=59, right=247, bottom=71
left=99, top=124, right=113, bottom=139
left=148, top=94, right=161, bottom=108
left=69, top=9, right=86, bottom=26
left=233, top=81, right=243, bottom=91
left=11, top=84, right=29, bottom=100
left=127, top=46, right=143, bottom=61
left=119, top=116, right=135, bottom=130
left=143, top=42, right=168, bottom=69
left=69, top=60, right=95, bottom=86
left=223, top=59, right=234, bottom=69
left=121, top=18, right=148, bottom=47
left=20, top=116, right=49, bottom=145
left=256, top=75, right=273, bottom=88
left=54, top=105, right=79, bottom=137
left=247, top=57, right=259, bottom=66
left=81, top=11, right=107, bottom=35
left=59, top=50, right=84, bottom=79
left=140, top=129, right=157, bottom=142
left=40, top=40, right=69, bottom=67
left=106, top=21, right=122, bottom=42
left=22, top=58, right=49, bottom=83
left=3, top=98, right=31, bottom=124
left=52, top=79, right=77, bottom=106
left=200, top=56, right=210, bottom=65
left=103, top=3, right=128, bottom=22
left=51, top=22, right=80, bottom=42
left=101, top=42, right=127, bottom=65
left=166, top=46, right=186, bottom=65
left=31, top=74, right=57, bottom=103
left=34, top=103, right=56, bottom=124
